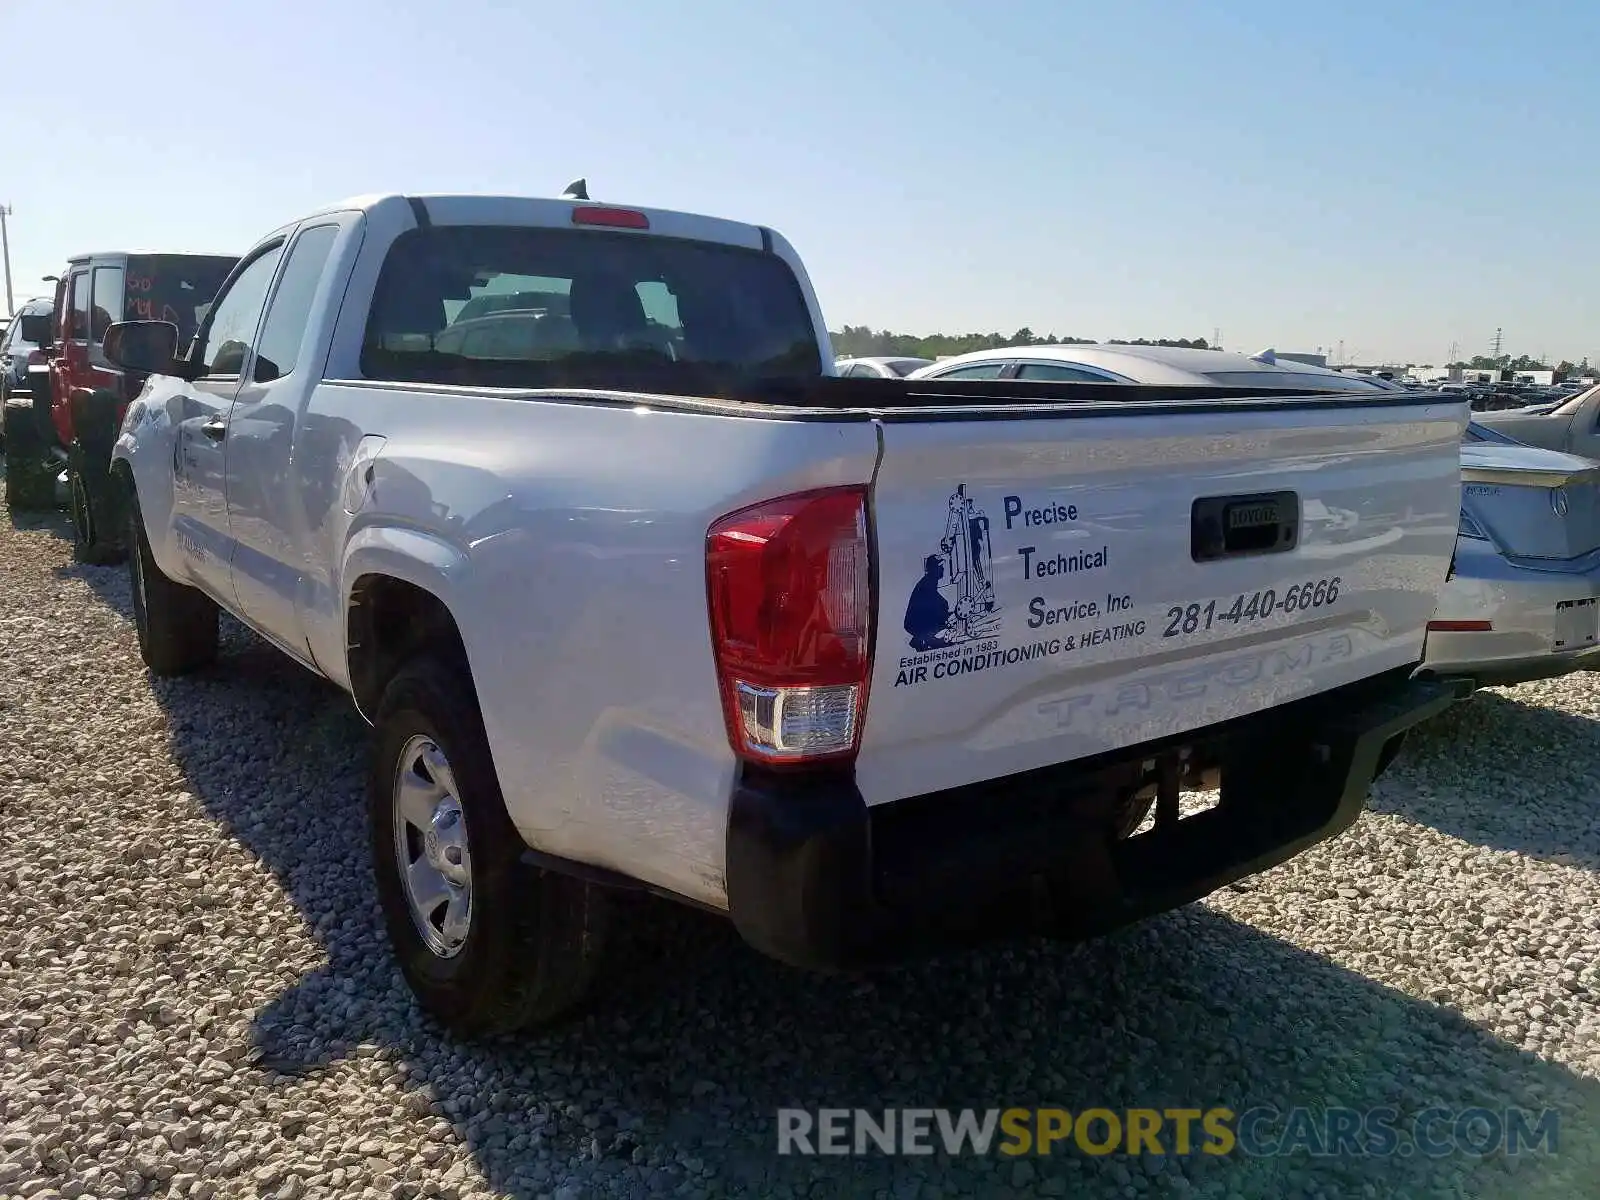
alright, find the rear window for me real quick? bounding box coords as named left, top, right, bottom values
left=124, top=255, right=240, bottom=343
left=360, top=225, right=822, bottom=387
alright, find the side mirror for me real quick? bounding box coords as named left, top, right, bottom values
left=103, top=320, right=181, bottom=375
left=24, top=363, right=51, bottom=401
left=18, top=313, right=52, bottom=345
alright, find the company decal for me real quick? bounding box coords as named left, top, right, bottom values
left=893, top=485, right=1127, bottom=689
left=891, top=483, right=1343, bottom=691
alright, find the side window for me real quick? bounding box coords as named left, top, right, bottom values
left=1016, top=362, right=1117, bottom=383
left=90, top=266, right=125, bottom=344
left=253, top=225, right=339, bottom=382
left=68, top=271, right=91, bottom=342
left=932, top=363, right=1007, bottom=380
left=199, top=245, right=285, bottom=377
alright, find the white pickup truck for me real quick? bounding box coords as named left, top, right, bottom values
left=104, top=192, right=1471, bottom=1034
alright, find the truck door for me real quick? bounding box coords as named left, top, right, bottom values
left=51, top=269, right=91, bottom=449
left=80, top=259, right=128, bottom=418
left=168, top=242, right=285, bottom=603
left=224, top=221, right=344, bottom=649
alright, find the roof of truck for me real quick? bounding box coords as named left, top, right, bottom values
left=63, top=250, right=239, bottom=265
left=298, top=193, right=774, bottom=252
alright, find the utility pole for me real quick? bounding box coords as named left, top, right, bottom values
left=0, top=204, right=12, bottom=317
left=1490, top=327, right=1503, bottom=360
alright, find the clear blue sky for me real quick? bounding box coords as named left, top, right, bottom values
left=5, top=0, right=1597, bottom=365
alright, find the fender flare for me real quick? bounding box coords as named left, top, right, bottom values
left=339, top=524, right=473, bottom=720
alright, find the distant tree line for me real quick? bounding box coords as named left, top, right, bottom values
left=1448, top=353, right=1592, bottom=378
left=830, top=325, right=1214, bottom=360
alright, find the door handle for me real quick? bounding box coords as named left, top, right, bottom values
left=201, top=417, right=227, bottom=441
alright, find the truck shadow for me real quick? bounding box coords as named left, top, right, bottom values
left=1370, top=687, right=1600, bottom=868
left=51, top=557, right=1600, bottom=1199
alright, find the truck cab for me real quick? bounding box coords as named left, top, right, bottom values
left=15, top=250, right=237, bottom=558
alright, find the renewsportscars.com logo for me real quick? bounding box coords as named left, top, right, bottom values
left=776, top=1107, right=1562, bottom=1159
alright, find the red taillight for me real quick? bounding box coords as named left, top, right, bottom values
left=1428, top=620, right=1493, bottom=632
left=706, top=486, right=872, bottom=766
left=571, top=206, right=650, bottom=230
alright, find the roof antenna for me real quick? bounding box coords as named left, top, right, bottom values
left=1250, top=347, right=1277, bottom=365
left=562, top=178, right=589, bottom=201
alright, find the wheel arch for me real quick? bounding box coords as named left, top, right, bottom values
left=345, top=565, right=478, bottom=724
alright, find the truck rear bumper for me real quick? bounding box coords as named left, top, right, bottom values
left=724, top=669, right=1465, bottom=971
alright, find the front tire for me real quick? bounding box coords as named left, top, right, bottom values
left=126, top=485, right=219, bottom=675
left=370, top=657, right=609, bottom=1036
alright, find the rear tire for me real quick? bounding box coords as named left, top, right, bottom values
left=69, top=445, right=125, bottom=564
left=68, top=391, right=128, bottom=563
left=1115, top=789, right=1157, bottom=838
left=370, top=657, right=609, bottom=1036
left=126, top=484, right=219, bottom=675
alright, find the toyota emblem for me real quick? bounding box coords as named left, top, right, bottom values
left=1551, top=487, right=1571, bottom=517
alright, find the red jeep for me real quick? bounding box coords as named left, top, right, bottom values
left=13, top=251, right=236, bottom=558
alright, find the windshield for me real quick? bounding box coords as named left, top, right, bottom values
left=361, top=225, right=822, bottom=387
left=125, top=255, right=240, bottom=343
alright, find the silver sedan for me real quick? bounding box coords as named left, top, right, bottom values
left=1423, top=422, right=1600, bottom=686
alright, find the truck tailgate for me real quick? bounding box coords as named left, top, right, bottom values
left=856, top=397, right=1467, bottom=805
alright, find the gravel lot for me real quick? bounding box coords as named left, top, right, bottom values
left=1, top=502, right=1597, bottom=1200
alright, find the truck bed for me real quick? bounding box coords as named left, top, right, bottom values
left=307, top=372, right=1467, bottom=888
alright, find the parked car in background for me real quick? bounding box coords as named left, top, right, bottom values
left=104, top=191, right=1466, bottom=1033
left=9, top=250, right=237, bottom=558
left=1471, top=383, right=1600, bottom=458
left=1421, top=420, right=1600, bottom=685
left=907, top=344, right=1395, bottom=390
left=913, top=344, right=1600, bottom=687
left=2, top=306, right=60, bottom=507
left=1, top=297, right=54, bottom=406
left=834, top=355, right=932, bottom=378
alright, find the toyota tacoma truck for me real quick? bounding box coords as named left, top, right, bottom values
left=103, top=191, right=1471, bottom=1034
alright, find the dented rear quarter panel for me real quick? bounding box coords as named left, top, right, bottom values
left=309, top=384, right=881, bottom=908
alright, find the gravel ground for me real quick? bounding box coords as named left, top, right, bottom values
left=1, top=501, right=1597, bottom=1200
